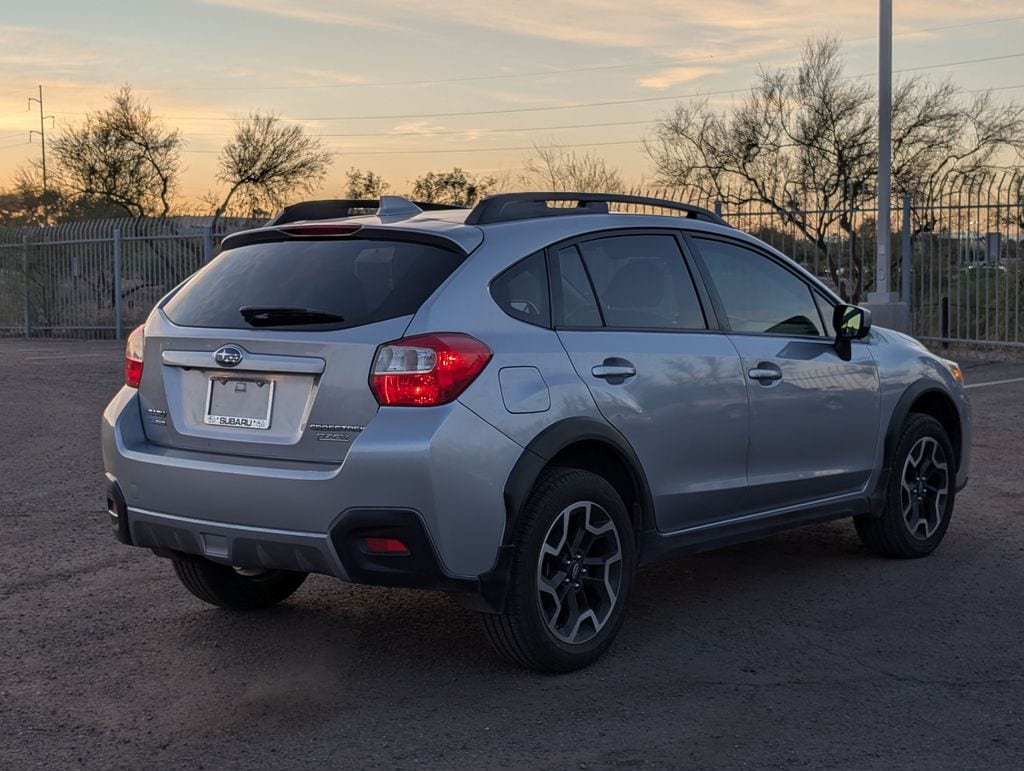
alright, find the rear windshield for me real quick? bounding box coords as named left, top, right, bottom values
left=162, top=238, right=464, bottom=330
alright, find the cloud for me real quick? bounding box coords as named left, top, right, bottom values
left=192, top=0, right=1024, bottom=63
left=389, top=120, right=448, bottom=135
left=191, top=0, right=407, bottom=32
left=284, top=68, right=368, bottom=87
left=0, top=25, right=102, bottom=72
left=637, top=66, right=722, bottom=90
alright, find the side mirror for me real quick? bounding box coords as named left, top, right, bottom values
left=833, top=304, right=871, bottom=341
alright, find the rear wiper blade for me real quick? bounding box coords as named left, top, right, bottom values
left=239, top=306, right=345, bottom=326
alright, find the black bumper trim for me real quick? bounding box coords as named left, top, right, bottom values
left=329, top=508, right=508, bottom=612
left=105, top=476, right=133, bottom=546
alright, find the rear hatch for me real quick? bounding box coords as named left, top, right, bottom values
left=137, top=229, right=466, bottom=463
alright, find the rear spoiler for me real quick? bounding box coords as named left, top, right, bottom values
left=268, top=197, right=468, bottom=226
left=219, top=223, right=470, bottom=255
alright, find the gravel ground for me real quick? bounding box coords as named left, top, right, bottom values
left=1, top=339, right=1022, bottom=769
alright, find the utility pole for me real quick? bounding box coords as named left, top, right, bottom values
left=875, top=0, right=892, bottom=298
left=866, top=0, right=907, bottom=329
left=28, top=85, right=54, bottom=192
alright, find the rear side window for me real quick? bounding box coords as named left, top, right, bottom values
left=491, top=251, right=551, bottom=327
left=163, top=239, right=464, bottom=330
left=554, top=245, right=602, bottom=327
left=577, top=234, right=707, bottom=330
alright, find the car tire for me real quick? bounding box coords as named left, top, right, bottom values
left=855, top=414, right=956, bottom=558
left=481, top=467, right=635, bottom=673
left=171, top=555, right=307, bottom=609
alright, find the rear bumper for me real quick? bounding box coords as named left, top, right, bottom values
left=101, top=387, right=524, bottom=586
left=109, top=483, right=490, bottom=592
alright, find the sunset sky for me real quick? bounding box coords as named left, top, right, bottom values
left=1, top=0, right=1022, bottom=208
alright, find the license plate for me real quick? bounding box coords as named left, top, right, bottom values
left=204, top=376, right=274, bottom=429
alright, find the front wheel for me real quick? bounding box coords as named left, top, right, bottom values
left=171, top=555, right=307, bottom=609
left=481, top=467, right=636, bottom=672
left=855, top=414, right=956, bottom=558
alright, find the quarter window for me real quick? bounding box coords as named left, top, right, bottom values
left=491, top=251, right=551, bottom=327
left=694, top=238, right=825, bottom=337
left=554, top=245, right=602, bottom=327
left=575, top=235, right=706, bottom=330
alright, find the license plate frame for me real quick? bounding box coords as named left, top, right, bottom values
left=203, top=376, right=275, bottom=430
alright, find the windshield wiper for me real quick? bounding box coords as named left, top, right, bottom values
left=239, top=306, right=345, bottom=327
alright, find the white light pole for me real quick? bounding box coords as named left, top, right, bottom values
left=873, top=0, right=894, bottom=300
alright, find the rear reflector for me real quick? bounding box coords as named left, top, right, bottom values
left=124, top=324, right=145, bottom=388
left=370, top=333, right=492, bottom=407
left=364, top=537, right=410, bottom=555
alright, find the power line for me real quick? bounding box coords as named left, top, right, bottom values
left=51, top=85, right=753, bottom=122
left=162, top=73, right=1024, bottom=140
left=185, top=118, right=662, bottom=139
left=895, top=51, right=1024, bottom=74
left=60, top=58, right=684, bottom=92
left=30, top=14, right=1024, bottom=96
left=844, top=13, right=1024, bottom=44
left=45, top=50, right=1024, bottom=125
left=170, top=68, right=1024, bottom=158
left=964, top=83, right=1024, bottom=94
left=183, top=139, right=645, bottom=156
left=0, top=140, right=29, bottom=151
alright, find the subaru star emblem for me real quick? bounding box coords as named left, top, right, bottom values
left=214, top=346, right=244, bottom=367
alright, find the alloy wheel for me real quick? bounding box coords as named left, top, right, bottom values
left=536, top=500, right=623, bottom=645
left=900, top=436, right=950, bottom=540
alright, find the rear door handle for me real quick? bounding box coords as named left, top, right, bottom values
left=748, top=364, right=782, bottom=383
left=592, top=359, right=636, bottom=380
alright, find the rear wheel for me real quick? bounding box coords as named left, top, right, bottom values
left=171, top=555, right=307, bottom=609
left=481, top=467, right=635, bottom=672
left=855, top=414, right=956, bottom=558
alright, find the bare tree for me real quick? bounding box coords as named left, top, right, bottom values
left=523, top=143, right=624, bottom=192
left=410, top=167, right=495, bottom=206
left=645, top=37, right=1024, bottom=299
left=891, top=82, right=1024, bottom=233
left=345, top=167, right=390, bottom=199
left=0, top=168, right=60, bottom=226
left=214, top=112, right=333, bottom=223
left=50, top=85, right=183, bottom=217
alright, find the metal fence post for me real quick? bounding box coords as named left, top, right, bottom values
left=714, top=200, right=723, bottom=219
left=901, top=194, right=912, bottom=316
left=22, top=236, right=31, bottom=338
left=941, top=296, right=950, bottom=349
left=113, top=227, right=123, bottom=339
left=202, top=224, right=213, bottom=265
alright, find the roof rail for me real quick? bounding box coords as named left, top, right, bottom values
left=464, top=192, right=724, bottom=226
left=267, top=198, right=467, bottom=226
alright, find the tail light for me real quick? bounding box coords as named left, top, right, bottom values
left=124, top=324, right=145, bottom=388
left=370, top=333, right=492, bottom=407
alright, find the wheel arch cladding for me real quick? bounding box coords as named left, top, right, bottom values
left=503, top=418, right=654, bottom=546
left=888, top=383, right=963, bottom=473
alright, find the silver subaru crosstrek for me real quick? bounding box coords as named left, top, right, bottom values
left=102, top=193, right=970, bottom=672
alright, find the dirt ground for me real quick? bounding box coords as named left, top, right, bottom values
left=1, top=339, right=1022, bottom=769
